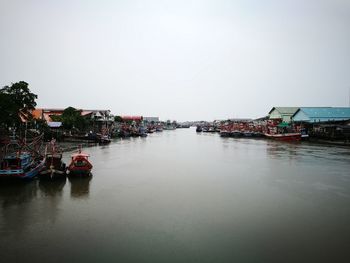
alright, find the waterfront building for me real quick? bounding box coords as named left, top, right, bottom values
left=292, top=107, right=350, bottom=140
left=268, top=107, right=299, bottom=123
left=31, top=108, right=114, bottom=132
left=120, top=116, right=143, bottom=123
left=292, top=107, right=350, bottom=123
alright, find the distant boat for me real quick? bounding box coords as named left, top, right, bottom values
left=99, top=134, right=111, bottom=144
left=163, top=126, right=175, bottom=130
left=242, top=131, right=254, bottom=137
left=264, top=133, right=302, bottom=141
left=231, top=130, right=242, bottom=137
left=219, top=130, right=230, bottom=137
left=39, top=140, right=66, bottom=180
left=196, top=126, right=203, bottom=132
left=139, top=126, right=148, bottom=137
left=67, top=147, right=93, bottom=176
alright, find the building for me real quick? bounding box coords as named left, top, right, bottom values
left=292, top=107, right=350, bottom=123
left=292, top=107, right=350, bottom=140
left=120, top=116, right=143, bottom=123
left=31, top=108, right=114, bottom=131
left=268, top=107, right=299, bottom=123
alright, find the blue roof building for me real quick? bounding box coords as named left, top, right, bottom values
left=292, top=107, right=350, bottom=123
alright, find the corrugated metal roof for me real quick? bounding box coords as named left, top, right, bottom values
left=269, top=107, right=299, bottom=115
left=47, top=122, right=62, bottom=128
left=297, top=107, right=350, bottom=118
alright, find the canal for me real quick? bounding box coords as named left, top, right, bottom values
left=1, top=128, right=350, bottom=262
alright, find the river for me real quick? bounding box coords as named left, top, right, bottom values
left=1, top=128, right=350, bottom=262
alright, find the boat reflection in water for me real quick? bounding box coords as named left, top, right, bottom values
left=68, top=175, right=92, bottom=199
left=39, top=177, right=66, bottom=197
left=0, top=179, right=38, bottom=208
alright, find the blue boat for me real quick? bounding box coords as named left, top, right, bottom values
left=0, top=135, right=45, bottom=179
left=0, top=151, right=45, bottom=179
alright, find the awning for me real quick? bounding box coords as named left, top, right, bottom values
left=277, top=122, right=289, bottom=128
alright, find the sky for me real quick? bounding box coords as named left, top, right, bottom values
left=0, top=0, right=350, bottom=121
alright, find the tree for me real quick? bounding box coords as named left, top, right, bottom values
left=61, top=107, right=89, bottom=131
left=0, top=81, right=37, bottom=128
left=114, top=116, right=123, bottom=123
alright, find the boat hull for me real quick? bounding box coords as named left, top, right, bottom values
left=67, top=168, right=92, bottom=176
left=264, top=133, right=302, bottom=141
left=0, top=159, right=45, bottom=179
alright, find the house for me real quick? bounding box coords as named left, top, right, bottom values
left=31, top=108, right=114, bottom=132
left=268, top=107, right=299, bottom=123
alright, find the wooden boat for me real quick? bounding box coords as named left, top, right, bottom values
left=67, top=147, right=93, bottom=176
left=156, top=126, right=163, bottom=132
left=99, top=134, right=111, bottom=144
left=0, top=135, right=45, bottom=179
left=242, top=131, right=254, bottom=137
left=230, top=130, right=242, bottom=137
left=264, top=133, right=302, bottom=141
left=139, top=126, right=148, bottom=137
left=39, top=141, right=66, bottom=180
left=219, top=130, right=230, bottom=137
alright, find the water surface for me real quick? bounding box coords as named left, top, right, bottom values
left=1, top=129, right=350, bottom=262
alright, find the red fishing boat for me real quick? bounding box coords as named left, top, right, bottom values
left=264, top=133, right=302, bottom=141
left=67, top=147, right=93, bottom=176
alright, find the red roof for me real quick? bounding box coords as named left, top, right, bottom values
left=121, top=116, right=143, bottom=121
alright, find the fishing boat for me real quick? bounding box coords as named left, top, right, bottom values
left=230, top=130, right=242, bottom=137
left=99, top=134, right=111, bottom=144
left=242, top=131, right=254, bottom=137
left=264, top=133, right=302, bottom=141
left=67, top=147, right=93, bottom=176
left=219, top=130, right=231, bottom=137
left=39, top=140, right=66, bottom=180
left=156, top=126, right=163, bottom=132
left=0, top=135, right=45, bottom=179
left=196, top=126, right=203, bottom=132
left=139, top=126, right=148, bottom=137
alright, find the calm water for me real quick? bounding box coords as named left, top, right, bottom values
left=1, top=129, right=350, bottom=262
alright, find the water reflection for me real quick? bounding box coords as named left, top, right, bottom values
left=0, top=179, right=38, bottom=208
left=1, top=129, right=350, bottom=262
left=265, top=140, right=301, bottom=161
left=39, top=178, right=66, bottom=197
left=68, top=175, right=92, bottom=199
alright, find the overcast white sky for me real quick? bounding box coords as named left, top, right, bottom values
left=1, top=0, right=349, bottom=121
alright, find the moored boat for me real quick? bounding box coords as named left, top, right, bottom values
left=67, top=147, right=93, bottom=176
left=231, top=130, right=242, bottom=137
left=0, top=136, right=45, bottom=179
left=99, top=134, right=111, bottom=144
left=219, top=130, right=231, bottom=137
left=39, top=140, right=66, bottom=180
left=264, top=133, right=302, bottom=141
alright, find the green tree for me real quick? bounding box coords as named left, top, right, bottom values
left=61, top=107, right=88, bottom=131
left=0, top=81, right=37, bottom=128
left=114, top=116, right=123, bottom=123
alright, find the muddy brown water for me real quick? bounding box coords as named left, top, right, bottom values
left=1, top=128, right=350, bottom=262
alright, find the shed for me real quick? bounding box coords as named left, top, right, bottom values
left=292, top=107, right=350, bottom=123
left=268, top=107, right=299, bottom=123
